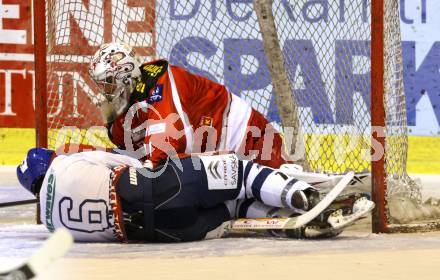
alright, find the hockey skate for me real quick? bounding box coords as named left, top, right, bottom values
left=290, top=186, right=365, bottom=213
left=269, top=192, right=374, bottom=239
left=291, top=188, right=321, bottom=211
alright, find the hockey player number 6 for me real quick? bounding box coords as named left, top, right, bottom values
left=59, top=198, right=111, bottom=233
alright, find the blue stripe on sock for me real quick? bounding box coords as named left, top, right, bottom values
left=281, top=178, right=298, bottom=208
left=243, top=161, right=253, bottom=187
left=251, top=167, right=273, bottom=202
left=238, top=199, right=256, bottom=218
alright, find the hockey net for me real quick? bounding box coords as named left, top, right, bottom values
left=36, top=0, right=440, bottom=232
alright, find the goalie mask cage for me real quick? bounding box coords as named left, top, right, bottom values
left=33, top=0, right=440, bottom=233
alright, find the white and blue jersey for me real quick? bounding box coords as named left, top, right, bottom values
left=39, top=151, right=143, bottom=242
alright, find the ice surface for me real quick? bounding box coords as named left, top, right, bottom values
left=2, top=167, right=440, bottom=280
left=2, top=223, right=440, bottom=260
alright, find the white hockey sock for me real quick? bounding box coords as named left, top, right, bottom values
left=240, top=161, right=312, bottom=209
left=237, top=200, right=297, bottom=219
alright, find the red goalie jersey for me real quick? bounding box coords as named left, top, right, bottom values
left=107, top=60, right=289, bottom=168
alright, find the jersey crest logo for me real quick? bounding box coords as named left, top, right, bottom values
left=129, top=167, right=138, bottom=186
left=147, top=84, right=163, bottom=104
left=199, top=116, right=213, bottom=127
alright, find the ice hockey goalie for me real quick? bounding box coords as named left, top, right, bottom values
left=88, top=42, right=289, bottom=168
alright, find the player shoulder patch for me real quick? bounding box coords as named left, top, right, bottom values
left=131, top=60, right=168, bottom=103
left=130, top=60, right=168, bottom=103
left=142, top=60, right=168, bottom=78
left=147, top=84, right=163, bottom=104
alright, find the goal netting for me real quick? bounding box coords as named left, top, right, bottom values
left=38, top=0, right=439, bottom=232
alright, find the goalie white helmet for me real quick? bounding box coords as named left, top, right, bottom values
left=89, top=42, right=142, bottom=122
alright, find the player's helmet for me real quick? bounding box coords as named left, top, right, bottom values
left=16, top=148, right=55, bottom=196
left=89, top=42, right=142, bottom=122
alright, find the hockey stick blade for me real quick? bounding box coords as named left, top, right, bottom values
left=0, top=228, right=73, bottom=280
left=230, top=171, right=354, bottom=230
left=0, top=199, right=38, bottom=208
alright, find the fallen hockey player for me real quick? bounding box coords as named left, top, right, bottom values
left=16, top=148, right=374, bottom=243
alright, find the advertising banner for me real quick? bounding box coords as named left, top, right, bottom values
left=0, top=0, right=439, bottom=136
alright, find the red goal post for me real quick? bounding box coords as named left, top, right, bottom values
left=34, top=0, right=48, bottom=149
left=33, top=0, right=438, bottom=233
left=370, top=0, right=387, bottom=233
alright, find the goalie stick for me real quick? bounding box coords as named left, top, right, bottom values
left=230, top=171, right=355, bottom=230
left=0, top=228, right=73, bottom=280
left=0, top=199, right=37, bottom=208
